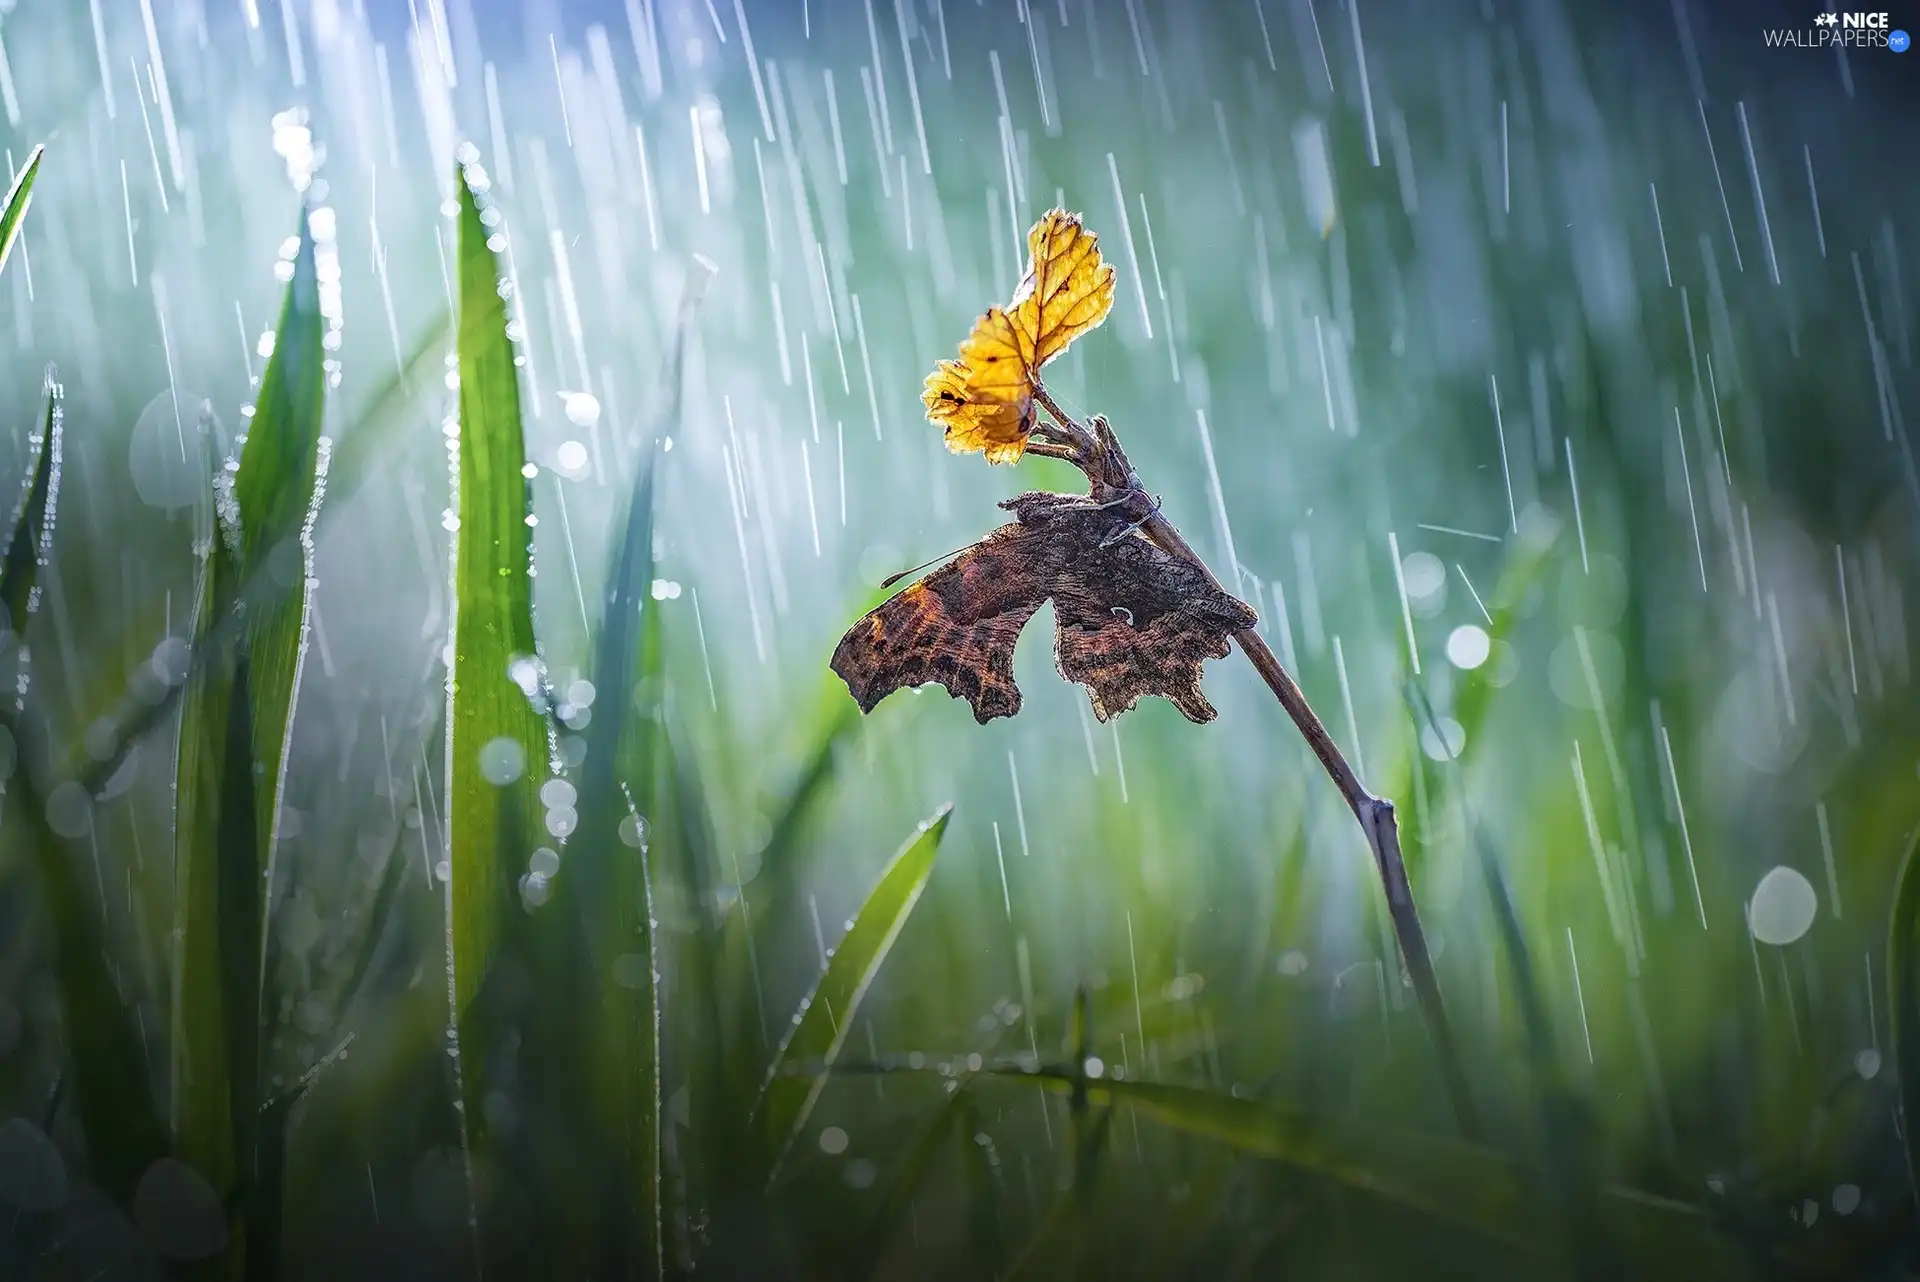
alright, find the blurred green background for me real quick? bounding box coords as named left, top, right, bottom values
left=0, top=0, right=1916, bottom=1277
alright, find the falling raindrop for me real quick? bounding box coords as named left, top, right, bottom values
left=818, top=1126, right=849, bottom=1155
left=561, top=391, right=601, bottom=427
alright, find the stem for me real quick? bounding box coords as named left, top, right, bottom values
left=1028, top=386, right=1481, bottom=1139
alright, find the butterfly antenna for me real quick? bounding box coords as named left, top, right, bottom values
left=1099, top=493, right=1166, bottom=548
left=881, top=543, right=972, bottom=589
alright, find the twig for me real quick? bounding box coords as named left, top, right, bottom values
left=1029, top=384, right=1480, bottom=1139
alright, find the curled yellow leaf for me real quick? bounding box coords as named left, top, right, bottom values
left=922, top=210, right=1117, bottom=463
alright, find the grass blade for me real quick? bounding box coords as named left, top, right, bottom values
left=753, top=804, right=954, bottom=1180
left=444, top=155, right=552, bottom=1266
left=172, top=206, right=329, bottom=1273
left=0, top=144, right=42, bottom=279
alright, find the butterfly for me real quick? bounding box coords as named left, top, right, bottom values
left=831, top=488, right=1258, bottom=725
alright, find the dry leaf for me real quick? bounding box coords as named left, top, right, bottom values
left=922, top=210, right=1117, bottom=463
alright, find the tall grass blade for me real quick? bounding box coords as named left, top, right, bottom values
left=0, top=371, right=58, bottom=642
left=443, top=155, right=553, bottom=1267
left=172, top=205, right=328, bottom=1275
left=753, top=804, right=954, bottom=1179
left=0, top=144, right=42, bottom=279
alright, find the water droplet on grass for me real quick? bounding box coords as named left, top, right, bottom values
left=479, top=737, right=526, bottom=785
left=612, top=954, right=652, bottom=989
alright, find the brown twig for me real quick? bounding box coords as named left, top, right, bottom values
left=1028, top=384, right=1480, bottom=1140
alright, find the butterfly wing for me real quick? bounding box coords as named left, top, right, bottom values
left=831, top=517, right=1063, bottom=724
left=1036, top=506, right=1259, bottom=724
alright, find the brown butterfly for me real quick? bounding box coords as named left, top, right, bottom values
left=831, top=488, right=1258, bottom=725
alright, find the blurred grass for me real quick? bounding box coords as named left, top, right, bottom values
left=0, top=3, right=1915, bottom=1281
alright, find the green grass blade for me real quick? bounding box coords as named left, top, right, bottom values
left=447, top=158, right=547, bottom=1019
left=0, top=144, right=42, bottom=280
left=172, top=206, right=328, bottom=1273
left=444, top=157, right=551, bottom=1266
left=1889, top=825, right=1920, bottom=1198
left=753, top=804, right=954, bottom=1180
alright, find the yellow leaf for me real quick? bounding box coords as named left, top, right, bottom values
left=1009, top=209, right=1117, bottom=372
left=922, top=210, right=1116, bottom=464
left=922, top=307, right=1034, bottom=462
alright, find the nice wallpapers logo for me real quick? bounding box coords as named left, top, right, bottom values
left=1764, top=10, right=1912, bottom=49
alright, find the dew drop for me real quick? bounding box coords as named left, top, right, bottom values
left=478, top=737, right=526, bottom=786
left=618, top=813, right=649, bottom=851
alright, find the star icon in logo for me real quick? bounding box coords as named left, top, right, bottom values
left=1815, top=11, right=1838, bottom=24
